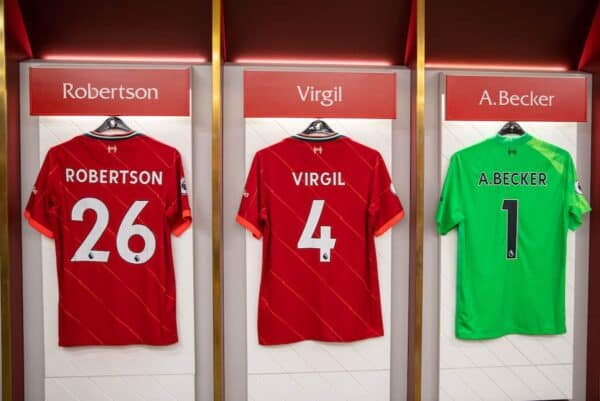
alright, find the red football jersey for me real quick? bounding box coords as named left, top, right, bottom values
left=237, top=134, right=404, bottom=345
left=25, top=131, right=192, bottom=346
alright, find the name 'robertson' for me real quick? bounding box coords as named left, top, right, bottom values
left=62, top=82, right=159, bottom=100
left=65, top=168, right=164, bottom=186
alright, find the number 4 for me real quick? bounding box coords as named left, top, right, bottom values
left=298, top=200, right=336, bottom=262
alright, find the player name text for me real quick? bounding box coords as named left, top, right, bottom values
left=292, top=171, right=346, bottom=186
left=65, top=168, right=164, bottom=185
left=297, top=85, right=342, bottom=107
left=479, top=90, right=555, bottom=107
left=478, top=171, right=547, bottom=186
left=62, top=83, right=159, bottom=100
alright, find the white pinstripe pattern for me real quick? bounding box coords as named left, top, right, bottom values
left=245, top=118, right=393, bottom=401
left=38, top=116, right=195, bottom=400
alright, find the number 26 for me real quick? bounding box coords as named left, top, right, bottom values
left=71, top=197, right=156, bottom=264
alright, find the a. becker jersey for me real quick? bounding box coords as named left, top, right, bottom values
left=25, top=131, right=192, bottom=346
left=237, top=134, right=404, bottom=345
left=437, top=133, right=590, bottom=340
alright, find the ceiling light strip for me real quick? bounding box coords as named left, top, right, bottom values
left=41, top=54, right=207, bottom=63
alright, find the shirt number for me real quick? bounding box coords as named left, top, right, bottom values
left=297, top=200, right=336, bottom=262
left=71, top=197, right=156, bottom=264
left=501, top=199, right=518, bottom=259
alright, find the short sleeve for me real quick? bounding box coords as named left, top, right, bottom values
left=166, top=151, right=192, bottom=237
left=24, top=150, right=59, bottom=238
left=565, top=154, right=591, bottom=231
left=236, top=153, right=266, bottom=239
left=369, top=153, right=404, bottom=237
left=436, top=154, right=464, bottom=235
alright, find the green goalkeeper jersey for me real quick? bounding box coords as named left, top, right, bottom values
left=437, top=132, right=590, bottom=340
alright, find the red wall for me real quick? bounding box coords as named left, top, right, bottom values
left=587, top=72, right=600, bottom=401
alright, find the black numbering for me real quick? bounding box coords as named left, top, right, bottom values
left=501, top=199, right=518, bottom=259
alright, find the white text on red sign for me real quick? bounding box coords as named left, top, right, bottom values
left=478, top=90, right=556, bottom=107
left=62, top=83, right=160, bottom=101
left=296, top=85, right=343, bottom=107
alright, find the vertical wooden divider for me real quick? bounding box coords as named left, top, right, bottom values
left=407, top=0, right=425, bottom=399
left=212, top=0, right=224, bottom=400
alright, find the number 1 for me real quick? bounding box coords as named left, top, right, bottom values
left=501, top=199, right=518, bottom=259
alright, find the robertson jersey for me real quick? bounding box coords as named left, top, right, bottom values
left=437, top=133, right=590, bottom=340
left=25, top=131, right=192, bottom=346
left=237, top=134, right=404, bottom=345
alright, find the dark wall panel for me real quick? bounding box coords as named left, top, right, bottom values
left=19, top=0, right=211, bottom=60
left=427, top=0, right=597, bottom=70
left=223, top=0, right=411, bottom=65
left=5, top=0, right=31, bottom=398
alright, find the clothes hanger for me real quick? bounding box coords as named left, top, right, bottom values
left=93, top=116, right=133, bottom=133
left=298, top=119, right=337, bottom=138
left=498, top=121, right=525, bottom=136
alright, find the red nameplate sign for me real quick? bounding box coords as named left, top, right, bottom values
left=244, top=71, right=396, bottom=118
left=445, top=75, right=587, bottom=122
left=30, top=68, right=190, bottom=116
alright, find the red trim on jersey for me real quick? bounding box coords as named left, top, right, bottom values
left=172, top=210, right=192, bottom=237
left=374, top=210, right=404, bottom=237
left=236, top=215, right=262, bottom=239
left=24, top=210, right=54, bottom=238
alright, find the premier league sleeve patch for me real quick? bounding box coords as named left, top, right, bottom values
left=180, top=177, right=188, bottom=194
left=575, top=180, right=584, bottom=195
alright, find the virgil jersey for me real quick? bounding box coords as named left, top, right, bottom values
left=437, top=132, right=590, bottom=340
left=237, top=134, right=404, bottom=345
left=25, top=131, right=192, bottom=346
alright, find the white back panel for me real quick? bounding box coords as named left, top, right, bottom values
left=36, top=116, right=195, bottom=400
left=244, top=118, right=393, bottom=401
left=438, top=86, right=582, bottom=400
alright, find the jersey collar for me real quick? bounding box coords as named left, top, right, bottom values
left=292, top=133, right=344, bottom=142
left=494, top=132, right=532, bottom=145
left=85, top=130, right=141, bottom=140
